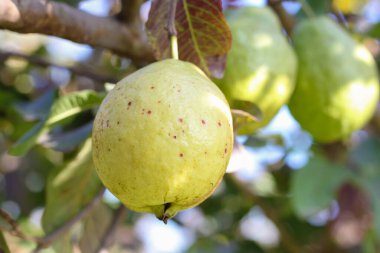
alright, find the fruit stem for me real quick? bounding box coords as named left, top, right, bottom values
left=298, top=0, right=316, bottom=18
left=170, top=35, right=179, bottom=60
left=168, top=0, right=179, bottom=60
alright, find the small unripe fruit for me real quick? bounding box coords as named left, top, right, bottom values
left=289, top=17, right=379, bottom=143
left=215, top=7, right=297, bottom=134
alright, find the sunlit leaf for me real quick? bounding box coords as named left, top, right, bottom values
left=42, top=139, right=102, bottom=233
left=231, top=100, right=262, bottom=134
left=8, top=90, right=105, bottom=156
left=79, top=202, right=113, bottom=253
left=146, top=0, right=232, bottom=77
left=50, top=233, right=75, bottom=253
left=46, top=90, right=105, bottom=126
left=0, top=231, right=10, bottom=253
left=291, top=156, right=352, bottom=218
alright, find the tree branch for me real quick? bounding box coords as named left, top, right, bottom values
left=0, top=50, right=118, bottom=83
left=0, top=0, right=154, bottom=62
left=0, top=208, right=42, bottom=244
left=117, top=0, right=144, bottom=24
left=267, top=0, right=295, bottom=35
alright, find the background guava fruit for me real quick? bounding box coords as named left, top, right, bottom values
left=288, top=17, right=379, bottom=143
left=333, top=0, right=368, bottom=13
left=92, top=59, right=234, bottom=222
left=215, top=7, right=297, bottom=134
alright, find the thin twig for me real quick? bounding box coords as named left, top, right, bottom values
left=333, top=10, right=349, bottom=28
left=96, top=205, right=127, bottom=253
left=227, top=174, right=303, bottom=253
left=0, top=50, right=118, bottom=83
left=167, top=0, right=179, bottom=60
left=0, top=209, right=43, bottom=244
left=267, top=0, right=295, bottom=35
left=0, top=0, right=153, bottom=62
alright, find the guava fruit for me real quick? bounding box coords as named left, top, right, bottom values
left=215, top=7, right=297, bottom=134
left=288, top=17, right=379, bottom=143
left=92, top=59, right=233, bottom=222
left=333, top=0, right=368, bottom=13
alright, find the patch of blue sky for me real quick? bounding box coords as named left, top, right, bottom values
left=135, top=215, right=196, bottom=253
left=46, top=0, right=112, bottom=63
left=363, top=0, right=380, bottom=23
left=46, top=38, right=92, bottom=63
left=225, top=0, right=266, bottom=7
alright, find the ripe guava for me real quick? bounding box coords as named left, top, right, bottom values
left=288, top=17, right=379, bottom=143
left=333, top=0, right=368, bottom=13
left=92, top=59, right=234, bottom=222
left=215, top=7, right=297, bottom=134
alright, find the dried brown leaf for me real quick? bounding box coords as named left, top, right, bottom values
left=146, top=0, right=231, bottom=78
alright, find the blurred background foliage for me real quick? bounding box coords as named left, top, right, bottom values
left=0, top=0, right=380, bottom=252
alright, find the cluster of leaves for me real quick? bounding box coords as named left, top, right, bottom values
left=0, top=0, right=380, bottom=252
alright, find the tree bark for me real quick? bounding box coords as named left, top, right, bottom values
left=0, top=0, right=154, bottom=62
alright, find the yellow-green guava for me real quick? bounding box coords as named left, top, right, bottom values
left=92, top=59, right=234, bottom=222
left=288, top=17, right=379, bottom=143
left=333, top=0, right=368, bottom=13
left=215, top=7, right=297, bottom=134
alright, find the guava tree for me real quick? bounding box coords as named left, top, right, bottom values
left=0, top=0, right=380, bottom=252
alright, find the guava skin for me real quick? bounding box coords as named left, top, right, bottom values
left=92, top=59, right=234, bottom=222
left=215, top=7, right=297, bottom=134
left=289, top=17, right=379, bottom=143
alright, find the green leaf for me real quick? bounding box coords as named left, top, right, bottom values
left=231, top=100, right=262, bottom=134
left=53, top=0, right=81, bottom=6
left=79, top=202, right=113, bottom=253
left=40, top=122, right=93, bottom=152
left=0, top=231, right=10, bottom=253
left=296, top=0, right=332, bottom=18
left=14, top=89, right=56, bottom=121
left=50, top=233, right=75, bottom=253
left=366, top=23, right=380, bottom=38
left=42, top=139, right=102, bottom=233
left=244, top=133, right=285, bottom=148
left=291, top=156, right=352, bottom=218
left=350, top=138, right=380, bottom=239
left=9, top=90, right=105, bottom=156
left=46, top=90, right=105, bottom=126
left=8, top=121, right=47, bottom=156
